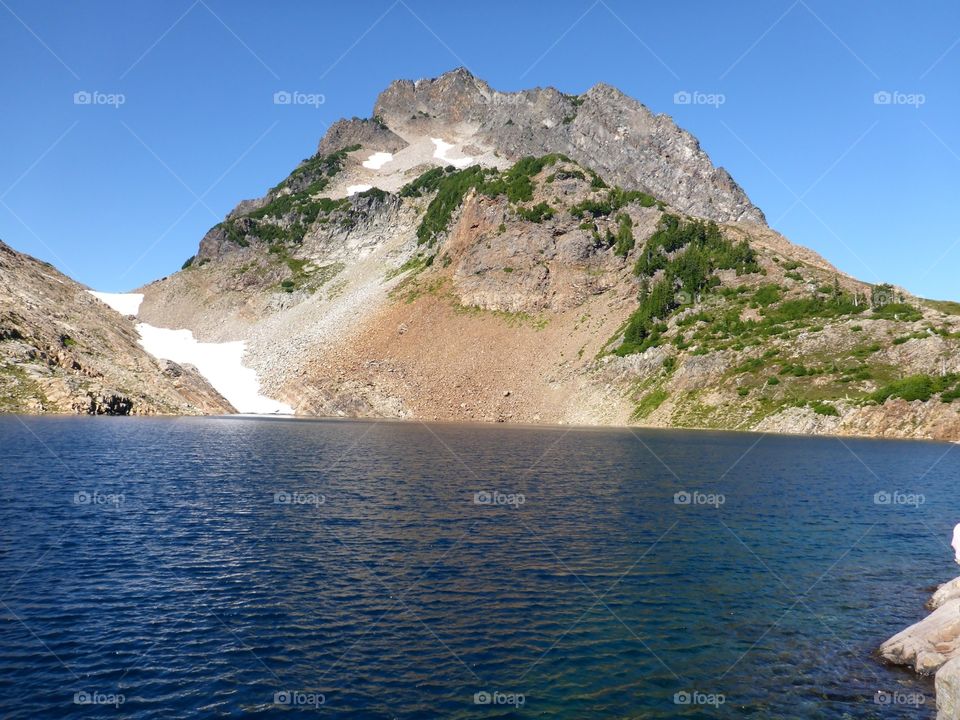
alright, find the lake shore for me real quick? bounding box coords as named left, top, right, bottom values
left=881, top=577, right=960, bottom=718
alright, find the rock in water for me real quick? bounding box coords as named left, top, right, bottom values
left=879, top=596, right=960, bottom=674
left=931, top=576, right=960, bottom=610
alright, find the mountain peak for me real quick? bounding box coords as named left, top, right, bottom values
left=369, top=70, right=764, bottom=225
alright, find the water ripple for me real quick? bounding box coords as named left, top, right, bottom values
left=0, top=417, right=952, bottom=718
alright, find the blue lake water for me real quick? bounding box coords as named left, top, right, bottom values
left=0, top=416, right=957, bottom=718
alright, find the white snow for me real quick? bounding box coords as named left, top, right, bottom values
left=361, top=151, right=393, bottom=170
left=136, top=323, right=293, bottom=415
left=431, top=138, right=474, bottom=168
left=87, top=290, right=291, bottom=415
left=88, top=291, right=143, bottom=316
left=346, top=184, right=373, bottom=196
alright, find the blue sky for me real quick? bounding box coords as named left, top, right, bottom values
left=1, top=1, right=958, bottom=299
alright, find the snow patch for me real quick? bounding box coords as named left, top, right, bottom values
left=346, top=184, right=373, bottom=196
left=362, top=151, right=393, bottom=170
left=431, top=138, right=473, bottom=168
left=136, top=323, right=293, bottom=415
left=88, top=291, right=143, bottom=316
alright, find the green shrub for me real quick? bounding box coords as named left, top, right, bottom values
left=633, top=388, right=669, bottom=419
left=588, top=170, right=607, bottom=189
left=516, top=202, right=555, bottom=223
left=613, top=213, right=634, bottom=257
left=399, top=166, right=451, bottom=198
left=481, top=154, right=569, bottom=202
left=941, top=386, right=960, bottom=403
left=415, top=166, right=488, bottom=245
left=181, top=256, right=195, bottom=269
left=571, top=187, right=656, bottom=219
left=634, top=214, right=758, bottom=279
left=763, top=296, right=864, bottom=324
left=870, top=374, right=958, bottom=403
left=870, top=303, right=923, bottom=322
left=217, top=221, right=249, bottom=246
left=407, top=155, right=573, bottom=244
left=810, top=400, right=839, bottom=417
left=735, top=357, right=765, bottom=373
left=753, top=284, right=782, bottom=307
left=277, top=143, right=360, bottom=193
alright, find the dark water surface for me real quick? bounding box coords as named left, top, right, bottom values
left=1, top=416, right=957, bottom=718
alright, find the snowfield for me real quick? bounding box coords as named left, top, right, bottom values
left=430, top=138, right=473, bottom=168
left=346, top=184, right=374, bottom=196
left=88, top=291, right=144, bottom=316
left=361, top=151, right=393, bottom=170
left=137, top=324, right=292, bottom=414
left=88, top=291, right=291, bottom=414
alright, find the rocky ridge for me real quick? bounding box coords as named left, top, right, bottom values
left=370, top=68, right=765, bottom=225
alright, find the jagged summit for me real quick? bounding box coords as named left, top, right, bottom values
left=358, top=69, right=766, bottom=225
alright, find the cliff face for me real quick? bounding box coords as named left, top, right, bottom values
left=0, top=241, right=233, bottom=415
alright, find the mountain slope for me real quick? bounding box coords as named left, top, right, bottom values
left=0, top=240, right=233, bottom=415
left=12, top=69, right=960, bottom=439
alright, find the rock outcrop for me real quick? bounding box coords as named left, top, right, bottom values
left=316, top=117, right=407, bottom=155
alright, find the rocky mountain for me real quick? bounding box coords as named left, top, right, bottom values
left=327, top=68, right=764, bottom=225
left=5, top=69, right=960, bottom=439
left=0, top=240, right=233, bottom=415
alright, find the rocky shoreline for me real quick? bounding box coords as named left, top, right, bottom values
left=881, top=576, right=960, bottom=718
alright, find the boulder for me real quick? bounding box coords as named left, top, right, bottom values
left=880, top=596, right=960, bottom=674
left=937, top=657, right=960, bottom=720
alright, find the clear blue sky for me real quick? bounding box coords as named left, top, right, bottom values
left=1, top=1, right=958, bottom=299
